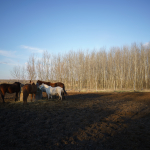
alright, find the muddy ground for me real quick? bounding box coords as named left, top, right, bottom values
left=0, top=91, right=150, bottom=150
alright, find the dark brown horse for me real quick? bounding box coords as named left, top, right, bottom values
left=37, top=80, right=67, bottom=99
left=23, top=81, right=38, bottom=104
left=0, top=82, right=21, bottom=103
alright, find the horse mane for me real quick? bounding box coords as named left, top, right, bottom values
left=14, top=82, right=21, bottom=84
left=37, top=80, right=50, bottom=85
left=42, top=83, right=49, bottom=87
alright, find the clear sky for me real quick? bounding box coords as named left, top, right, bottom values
left=0, top=0, right=150, bottom=79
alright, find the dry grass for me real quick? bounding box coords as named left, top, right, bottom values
left=0, top=92, right=150, bottom=150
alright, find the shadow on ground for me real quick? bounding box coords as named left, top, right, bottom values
left=0, top=92, right=150, bottom=149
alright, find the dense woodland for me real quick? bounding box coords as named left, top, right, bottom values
left=11, top=43, right=150, bottom=91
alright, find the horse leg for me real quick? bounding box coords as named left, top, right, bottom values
left=61, top=91, right=64, bottom=100
left=15, top=92, right=18, bottom=101
left=58, top=92, right=61, bottom=100
left=63, top=92, right=65, bottom=100
left=31, top=94, right=35, bottom=102
left=34, top=93, right=36, bottom=101
left=23, top=93, right=28, bottom=105
left=46, top=93, right=48, bottom=100
left=18, top=91, right=21, bottom=101
left=49, top=93, right=51, bottom=99
left=0, top=89, right=6, bottom=103
left=58, top=93, right=60, bottom=100
left=1, top=94, right=5, bottom=103
left=60, top=93, right=62, bottom=100
left=23, top=97, right=27, bottom=104
left=31, top=94, right=33, bottom=102
left=61, top=93, right=64, bottom=98
left=58, top=95, right=61, bottom=100
left=23, top=89, right=30, bottom=104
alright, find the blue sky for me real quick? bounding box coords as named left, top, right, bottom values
left=0, top=0, right=150, bottom=79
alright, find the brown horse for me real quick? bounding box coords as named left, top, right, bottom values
left=23, top=81, right=37, bottom=104
left=0, top=82, right=21, bottom=103
left=36, top=80, right=67, bottom=99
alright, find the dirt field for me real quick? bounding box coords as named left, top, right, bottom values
left=0, top=91, right=150, bottom=150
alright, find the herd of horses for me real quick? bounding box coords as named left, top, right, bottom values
left=0, top=80, right=67, bottom=104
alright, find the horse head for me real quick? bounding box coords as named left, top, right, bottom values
left=36, top=80, right=42, bottom=85
left=38, top=84, right=44, bottom=90
left=36, top=80, right=39, bottom=84
left=13, top=82, right=22, bottom=88
left=30, top=80, right=36, bottom=85
left=14, top=82, right=21, bottom=85
left=31, top=82, right=35, bottom=85
left=36, top=82, right=39, bottom=87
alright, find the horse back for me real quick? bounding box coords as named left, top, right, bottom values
left=37, top=80, right=50, bottom=86
left=56, top=82, right=64, bottom=88
left=0, top=83, right=20, bottom=94
left=7, top=84, right=18, bottom=93
left=0, top=84, right=9, bottom=94
left=23, top=84, right=37, bottom=94
left=50, top=83, right=57, bottom=87
left=49, top=82, right=64, bottom=88
left=56, top=86, right=63, bottom=92
left=23, top=84, right=32, bottom=93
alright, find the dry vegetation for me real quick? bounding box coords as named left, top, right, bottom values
left=0, top=91, right=150, bottom=150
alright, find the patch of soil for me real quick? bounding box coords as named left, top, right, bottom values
left=0, top=92, right=150, bottom=150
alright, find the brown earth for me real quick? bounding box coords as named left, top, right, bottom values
left=0, top=91, right=150, bottom=150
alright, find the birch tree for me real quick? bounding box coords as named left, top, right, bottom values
left=26, top=55, right=36, bottom=80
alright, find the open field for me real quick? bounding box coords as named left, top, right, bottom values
left=0, top=91, right=150, bottom=150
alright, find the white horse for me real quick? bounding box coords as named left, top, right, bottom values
left=39, top=83, right=64, bottom=100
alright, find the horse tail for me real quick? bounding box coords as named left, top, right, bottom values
left=63, top=85, right=67, bottom=95
left=61, top=88, right=64, bottom=94
left=23, top=86, right=29, bottom=104
left=0, top=84, right=3, bottom=95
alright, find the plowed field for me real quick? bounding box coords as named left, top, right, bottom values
left=0, top=92, right=150, bottom=150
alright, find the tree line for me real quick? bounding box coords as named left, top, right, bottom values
left=11, top=43, right=150, bottom=91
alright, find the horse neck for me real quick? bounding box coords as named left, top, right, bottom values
left=43, top=84, right=49, bottom=88
left=45, top=81, right=50, bottom=85
left=37, top=80, right=43, bottom=85
left=14, top=82, right=19, bottom=85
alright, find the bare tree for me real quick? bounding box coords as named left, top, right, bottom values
left=21, top=65, right=27, bottom=82
left=10, top=65, right=21, bottom=80
left=36, top=59, right=43, bottom=80
left=11, top=42, right=150, bottom=91
left=26, top=55, right=36, bottom=80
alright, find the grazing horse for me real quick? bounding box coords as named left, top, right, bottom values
left=36, top=80, right=67, bottom=99
left=39, top=83, right=64, bottom=100
left=23, top=81, right=37, bottom=104
left=0, top=82, right=21, bottom=103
